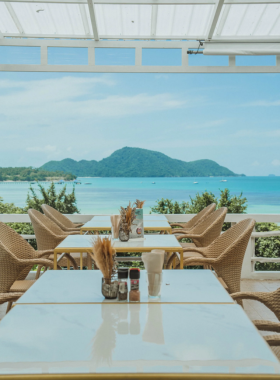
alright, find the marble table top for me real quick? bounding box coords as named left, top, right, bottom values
left=55, top=234, right=183, bottom=253
left=17, top=270, right=234, bottom=304
left=0, top=303, right=278, bottom=376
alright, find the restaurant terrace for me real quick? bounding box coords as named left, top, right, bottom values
left=0, top=1, right=280, bottom=378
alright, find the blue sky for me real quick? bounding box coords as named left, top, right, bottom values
left=0, top=47, right=279, bottom=176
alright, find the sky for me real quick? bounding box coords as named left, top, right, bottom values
left=0, top=47, right=279, bottom=176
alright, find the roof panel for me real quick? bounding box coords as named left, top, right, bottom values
left=95, top=4, right=151, bottom=36
left=156, top=5, right=214, bottom=37
left=0, top=3, right=18, bottom=33
left=9, top=2, right=87, bottom=35
left=215, top=4, right=280, bottom=37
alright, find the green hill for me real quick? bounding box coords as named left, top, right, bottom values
left=40, top=147, right=244, bottom=177
left=0, top=167, right=75, bottom=181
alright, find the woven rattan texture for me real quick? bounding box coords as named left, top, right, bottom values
left=171, top=203, right=216, bottom=233
left=42, top=204, right=83, bottom=232
left=28, top=209, right=88, bottom=268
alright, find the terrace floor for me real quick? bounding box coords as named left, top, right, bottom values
left=1, top=277, right=280, bottom=358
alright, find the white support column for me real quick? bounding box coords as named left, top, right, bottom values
left=205, top=0, right=224, bottom=40
left=87, top=0, right=99, bottom=41
left=5, top=2, right=24, bottom=34
left=88, top=46, right=95, bottom=65
left=41, top=46, right=48, bottom=65
left=229, top=55, right=235, bottom=66
left=135, top=47, right=142, bottom=66
left=181, top=48, right=188, bottom=67
left=241, top=236, right=254, bottom=279
left=151, top=5, right=158, bottom=37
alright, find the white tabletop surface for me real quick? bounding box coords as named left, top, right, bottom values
left=82, top=220, right=171, bottom=230
left=92, top=215, right=167, bottom=221
left=55, top=234, right=182, bottom=251
left=0, top=303, right=278, bottom=376
left=17, top=270, right=234, bottom=304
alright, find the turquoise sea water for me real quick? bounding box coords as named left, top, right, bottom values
left=0, top=177, right=279, bottom=214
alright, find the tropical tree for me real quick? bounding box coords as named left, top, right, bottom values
left=26, top=182, right=79, bottom=213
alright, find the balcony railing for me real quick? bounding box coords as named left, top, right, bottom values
left=1, top=213, right=279, bottom=280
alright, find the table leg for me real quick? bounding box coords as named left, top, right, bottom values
left=180, top=250, right=183, bottom=270
left=80, top=252, right=83, bottom=270
left=87, top=252, right=92, bottom=270
left=54, top=250, right=57, bottom=270
left=172, top=255, right=176, bottom=270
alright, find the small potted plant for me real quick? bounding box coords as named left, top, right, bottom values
left=91, top=236, right=118, bottom=299
left=119, top=202, right=136, bottom=242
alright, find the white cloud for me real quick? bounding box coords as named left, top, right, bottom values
left=272, top=159, right=280, bottom=167
left=26, top=145, right=57, bottom=153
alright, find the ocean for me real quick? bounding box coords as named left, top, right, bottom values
left=0, top=177, right=279, bottom=214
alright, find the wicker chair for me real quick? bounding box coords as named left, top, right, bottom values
left=28, top=209, right=90, bottom=269
left=171, top=203, right=216, bottom=234
left=168, top=219, right=255, bottom=304
left=42, top=204, right=83, bottom=232
left=232, top=288, right=280, bottom=347
left=0, top=224, right=57, bottom=313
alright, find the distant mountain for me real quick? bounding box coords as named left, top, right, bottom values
left=40, top=147, right=244, bottom=177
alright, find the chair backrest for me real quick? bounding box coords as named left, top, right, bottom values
left=0, top=222, right=35, bottom=281
left=185, top=203, right=216, bottom=230
left=28, top=209, right=65, bottom=250
left=190, top=207, right=228, bottom=247
left=42, top=204, right=75, bottom=230
left=208, top=218, right=255, bottom=296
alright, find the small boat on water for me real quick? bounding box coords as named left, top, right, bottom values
left=220, top=180, right=227, bottom=182
left=193, top=182, right=198, bottom=184
left=152, top=182, right=156, bottom=184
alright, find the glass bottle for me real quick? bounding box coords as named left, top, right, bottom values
left=118, top=268, right=128, bottom=301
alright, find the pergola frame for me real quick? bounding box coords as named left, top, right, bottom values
left=0, top=0, right=280, bottom=73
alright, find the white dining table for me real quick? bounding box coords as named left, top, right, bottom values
left=0, top=303, right=279, bottom=377
left=16, top=270, right=234, bottom=305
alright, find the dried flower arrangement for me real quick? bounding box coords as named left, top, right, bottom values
left=119, top=202, right=136, bottom=235
left=134, top=199, right=145, bottom=209
left=91, top=236, right=117, bottom=284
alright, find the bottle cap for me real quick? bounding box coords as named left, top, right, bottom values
left=129, top=268, right=140, bottom=279
left=118, top=267, right=129, bottom=279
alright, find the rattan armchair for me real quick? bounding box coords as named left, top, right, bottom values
left=0, top=222, right=76, bottom=278
left=170, top=203, right=216, bottom=234
left=0, top=225, right=57, bottom=313
left=42, top=204, right=83, bottom=232
left=28, top=209, right=90, bottom=269
left=168, top=219, right=255, bottom=303
left=232, top=288, right=280, bottom=347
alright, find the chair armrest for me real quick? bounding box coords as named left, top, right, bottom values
left=18, top=258, right=56, bottom=268
left=231, top=291, right=267, bottom=303
left=68, top=231, right=80, bottom=235
left=183, top=257, right=216, bottom=266
left=254, top=320, right=280, bottom=333
left=0, top=292, right=24, bottom=305
left=37, top=250, right=54, bottom=258
left=176, top=233, right=200, bottom=241
left=74, top=223, right=84, bottom=227
left=265, top=335, right=280, bottom=346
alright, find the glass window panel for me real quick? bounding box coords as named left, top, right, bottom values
left=142, top=49, right=181, bottom=66
left=0, top=46, right=40, bottom=64
left=236, top=55, right=276, bottom=66
left=48, top=47, right=88, bottom=65
left=95, top=48, right=135, bottom=66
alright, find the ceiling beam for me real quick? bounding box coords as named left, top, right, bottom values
left=79, top=4, right=91, bottom=35
left=5, top=2, right=24, bottom=34
left=151, top=4, right=158, bottom=37
left=87, top=0, right=99, bottom=41
left=205, top=0, right=224, bottom=40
